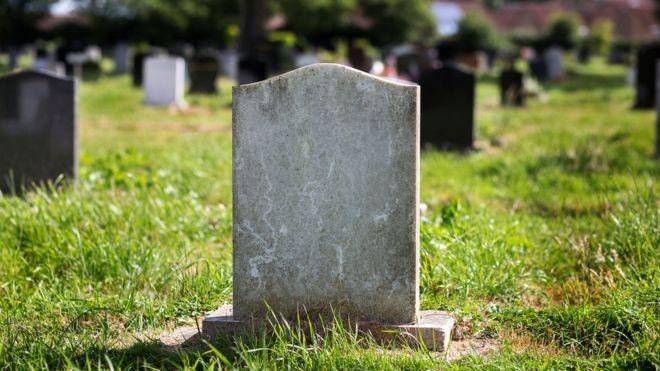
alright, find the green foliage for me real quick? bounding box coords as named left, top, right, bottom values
left=545, top=12, right=581, bottom=49
left=277, top=0, right=357, bottom=44
left=76, top=0, right=240, bottom=45
left=0, top=0, right=57, bottom=45
left=278, top=0, right=435, bottom=47
left=584, top=19, right=613, bottom=56
left=359, top=0, right=436, bottom=46
left=454, top=12, right=502, bottom=51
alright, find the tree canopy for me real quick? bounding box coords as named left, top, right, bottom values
left=0, top=0, right=57, bottom=45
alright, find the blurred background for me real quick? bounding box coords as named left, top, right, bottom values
left=1, top=0, right=658, bottom=86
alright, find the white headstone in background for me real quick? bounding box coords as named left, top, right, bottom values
left=143, top=56, right=186, bottom=107
left=544, top=46, right=564, bottom=81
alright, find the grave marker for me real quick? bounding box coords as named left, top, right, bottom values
left=238, top=57, right=267, bottom=85
left=419, top=64, right=475, bottom=150
left=544, top=46, right=564, bottom=81
left=634, top=42, right=660, bottom=109
left=499, top=69, right=525, bottom=106
left=656, top=61, right=660, bottom=158
left=143, top=56, right=186, bottom=107
left=188, top=53, right=219, bottom=94
left=0, top=70, right=77, bottom=194
left=113, top=42, right=130, bottom=74
left=203, top=63, right=453, bottom=351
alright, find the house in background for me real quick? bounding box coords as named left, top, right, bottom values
left=429, top=0, right=659, bottom=42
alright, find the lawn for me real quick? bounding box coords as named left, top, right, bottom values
left=0, top=60, right=658, bottom=369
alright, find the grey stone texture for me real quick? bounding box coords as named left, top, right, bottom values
left=0, top=70, right=77, bottom=195
left=232, top=63, right=420, bottom=324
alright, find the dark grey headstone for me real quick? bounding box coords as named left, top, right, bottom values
left=238, top=57, right=267, bottom=85
left=656, top=61, right=660, bottom=158
left=132, top=52, right=149, bottom=87
left=189, top=54, right=219, bottom=94
left=634, top=42, right=660, bottom=109
left=529, top=57, right=548, bottom=82
left=0, top=70, right=77, bottom=195
left=419, top=64, right=475, bottom=150
left=499, top=69, right=525, bottom=106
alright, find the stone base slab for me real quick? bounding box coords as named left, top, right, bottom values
left=202, top=305, right=454, bottom=352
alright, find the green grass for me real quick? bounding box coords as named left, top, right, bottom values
left=0, top=60, right=658, bottom=369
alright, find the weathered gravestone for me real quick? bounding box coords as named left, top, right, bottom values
left=634, top=42, right=660, bottom=109
left=0, top=70, right=77, bottom=195
left=203, top=63, right=454, bottom=351
left=188, top=53, right=219, bottom=94
left=143, top=56, right=186, bottom=107
left=499, top=69, right=525, bottom=106
left=419, top=64, right=475, bottom=150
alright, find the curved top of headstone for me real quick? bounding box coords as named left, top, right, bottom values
left=236, top=63, right=418, bottom=90
left=0, top=69, right=73, bottom=83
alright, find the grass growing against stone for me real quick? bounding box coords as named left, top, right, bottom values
left=0, top=60, right=657, bottom=369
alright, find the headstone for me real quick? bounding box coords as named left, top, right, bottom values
left=203, top=63, right=454, bottom=351
left=656, top=61, right=660, bottom=158
left=113, top=42, right=130, bottom=74
left=219, top=50, right=239, bottom=80
left=499, top=69, right=525, bottom=106
left=132, top=52, right=148, bottom=87
left=544, top=46, right=564, bottom=81
left=348, top=44, right=373, bottom=72
left=634, top=42, right=660, bottom=109
left=32, top=48, right=65, bottom=76
left=143, top=56, right=186, bottom=107
left=233, top=63, right=419, bottom=322
left=529, top=57, right=548, bottom=82
left=238, top=57, right=267, bottom=85
left=0, top=70, right=77, bottom=194
left=419, top=64, right=475, bottom=150
left=188, top=53, right=219, bottom=94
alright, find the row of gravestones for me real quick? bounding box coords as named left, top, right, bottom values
left=0, top=63, right=455, bottom=350
left=1, top=62, right=657, bottom=350
left=0, top=62, right=530, bottom=195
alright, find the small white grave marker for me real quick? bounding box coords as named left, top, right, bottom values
left=143, top=56, right=186, bottom=107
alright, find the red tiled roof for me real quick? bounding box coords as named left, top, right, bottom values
left=436, top=0, right=659, bottom=41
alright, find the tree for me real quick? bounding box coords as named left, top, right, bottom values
left=0, top=0, right=57, bottom=67
left=584, top=19, right=613, bottom=56
left=277, top=0, right=435, bottom=47
left=359, top=0, right=435, bottom=46
left=545, top=12, right=581, bottom=49
left=278, top=0, right=356, bottom=45
left=454, top=12, right=501, bottom=51
left=75, top=0, right=240, bottom=46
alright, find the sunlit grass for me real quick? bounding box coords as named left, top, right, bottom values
left=0, top=60, right=657, bottom=369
